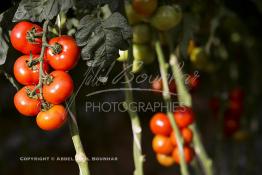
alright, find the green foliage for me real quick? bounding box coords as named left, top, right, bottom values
left=75, top=12, right=132, bottom=68
left=13, top=0, right=74, bottom=22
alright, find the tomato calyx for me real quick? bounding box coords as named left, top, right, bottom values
left=50, top=42, right=63, bottom=55
left=43, top=74, right=54, bottom=85
left=41, top=101, right=53, bottom=112
left=25, top=87, right=38, bottom=99
left=26, top=27, right=42, bottom=43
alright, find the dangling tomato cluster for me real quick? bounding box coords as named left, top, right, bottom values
left=118, top=0, right=183, bottom=73
left=11, top=21, right=80, bottom=131
left=209, top=87, right=245, bottom=137
left=149, top=107, right=195, bottom=167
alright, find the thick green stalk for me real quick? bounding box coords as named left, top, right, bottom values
left=169, top=53, right=213, bottom=175
left=123, top=47, right=144, bottom=175
left=155, top=41, right=189, bottom=175
left=66, top=100, right=90, bottom=175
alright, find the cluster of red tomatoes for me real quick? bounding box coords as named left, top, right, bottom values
left=149, top=107, right=195, bottom=166
left=11, top=21, right=80, bottom=131
left=209, top=87, right=245, bottom=137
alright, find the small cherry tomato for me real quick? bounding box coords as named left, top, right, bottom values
left=223, top=112, right=240, bottom=137
left=36, top=105, right=67, bottom=131
left=173, top=107, right=195, bottom=128
left=170, top=128, right=193, bottom=146
left=150, top=5, right=182, bottom=31
left=156, top=154, right=175, bottom=167
left=10, top=21, right=42, bottom=54
left=13, top=55, right=49, bottom=85
left=152, top=135, right=173, bottom=154
left=150, top=112, right=172, bottom=136
left=14, top=86, right=41, bottom=116
left=229, top=87, right=244, bottom=102
left=186, top=73, right=200, bottom=92
left=46, top=35, right=80, bottom=71
left=172, top=146, right=194, bottom=164
left=125, top=1, right=143, bottom=25
left=132, top=0, right=157, bottom=17
left=132, top=23, right=151, bottom=44
left=151, top=78, right=176, bottom=94
left=190, top=47, right=209, bottom=70
left=43, top=71, right=74, bottom=104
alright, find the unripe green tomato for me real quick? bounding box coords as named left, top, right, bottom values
left=133, top=44, right=155, bottom=64
left=133, top=23, right=151, bottom=44
left=117, top=50, right=128, bottom=62
left=125, top=2, right=143, bottom=25
left=132, top=59, right=143, bottom=74
left=150, top=5, right=182, bottom=31
left=190, top=47, right=208, bottom=70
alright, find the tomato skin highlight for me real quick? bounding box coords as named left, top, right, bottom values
left=36, top=105, right=67, bottom=131
left=43, top=71, right=74, bottom=104
left=14, top=86, right=41, bottom=116
left=150, top=112, right=172, bottom=136
left=10, top=21, right=42, bottom=54
left=152, top=135, right=173, bottom=154
left=13, top=55, right=49, bottom=85
left=46, top=35, right=80, bottom=71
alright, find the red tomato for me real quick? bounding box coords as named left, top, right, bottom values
left=13, top=55, right=49, bottom=85
left=151, top=78, right=176, bottom=94
left=224, top=116, right=240, bottom=137
left=46, top=35, right=80, bottom=71
left=174, top=107, right=195, bottom=128
left=156, top=154, right=175, bottom=167
left=170, top=128, right=193, bottom=146
left=229, top=87, right=244, bottom=102
left=36, top=105, right=67, bottom=131
left=132, top=0, right=157, bottom=17
left=172, top=146, right=194, bottom=164
left=14, top=86, right=41, bottom=116
left=152, top=135, right=173, bottom=154
left=43, top=71, right=74, bottom=104
left=150, top=112, right=172, bottom=136
left=10, top=21, right=42, bottom=54
left=186, top=73, right=200, bottom=92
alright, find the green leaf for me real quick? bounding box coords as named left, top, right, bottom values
left=75, top=12, right=132, bottom=68
left=0, top=6, right=17, bottom=65
left=13, top=0, right=74, bottom=22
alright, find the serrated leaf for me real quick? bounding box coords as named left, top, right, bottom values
left=0, top=6, right=17, bottom=65
left=13, top=0, right=74, bottom=22
left=75, top=12, right=132, bottom=68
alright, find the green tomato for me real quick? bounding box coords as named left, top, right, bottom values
left=132, top=60, right=144, bottom=74
left=133, top=23, right=151, bottom=44
left=117, top=50, right=128, bottom=62
left=133, top=44, right=155, bottom=64
left=190, top=47, right=208, bottom=70
left=150, top=5, right=182, bottom=31
left=125, top=2, right=143, bottom=25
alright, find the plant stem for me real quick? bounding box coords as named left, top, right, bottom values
left=169, top=53, right=213, bottom=175
left=66, top=100, right=90, bottom=175
left=36, top=19, right=91, bottom=175
left=155, top=41, right=189, bottom=175
left=123, top=46, right=144, bottom=175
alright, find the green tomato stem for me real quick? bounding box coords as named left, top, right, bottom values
left=155, top=41, right=190, bottom=175
left=169, top=53, right=214, bottom=175
left=123, top=46, right=144, bottom=175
